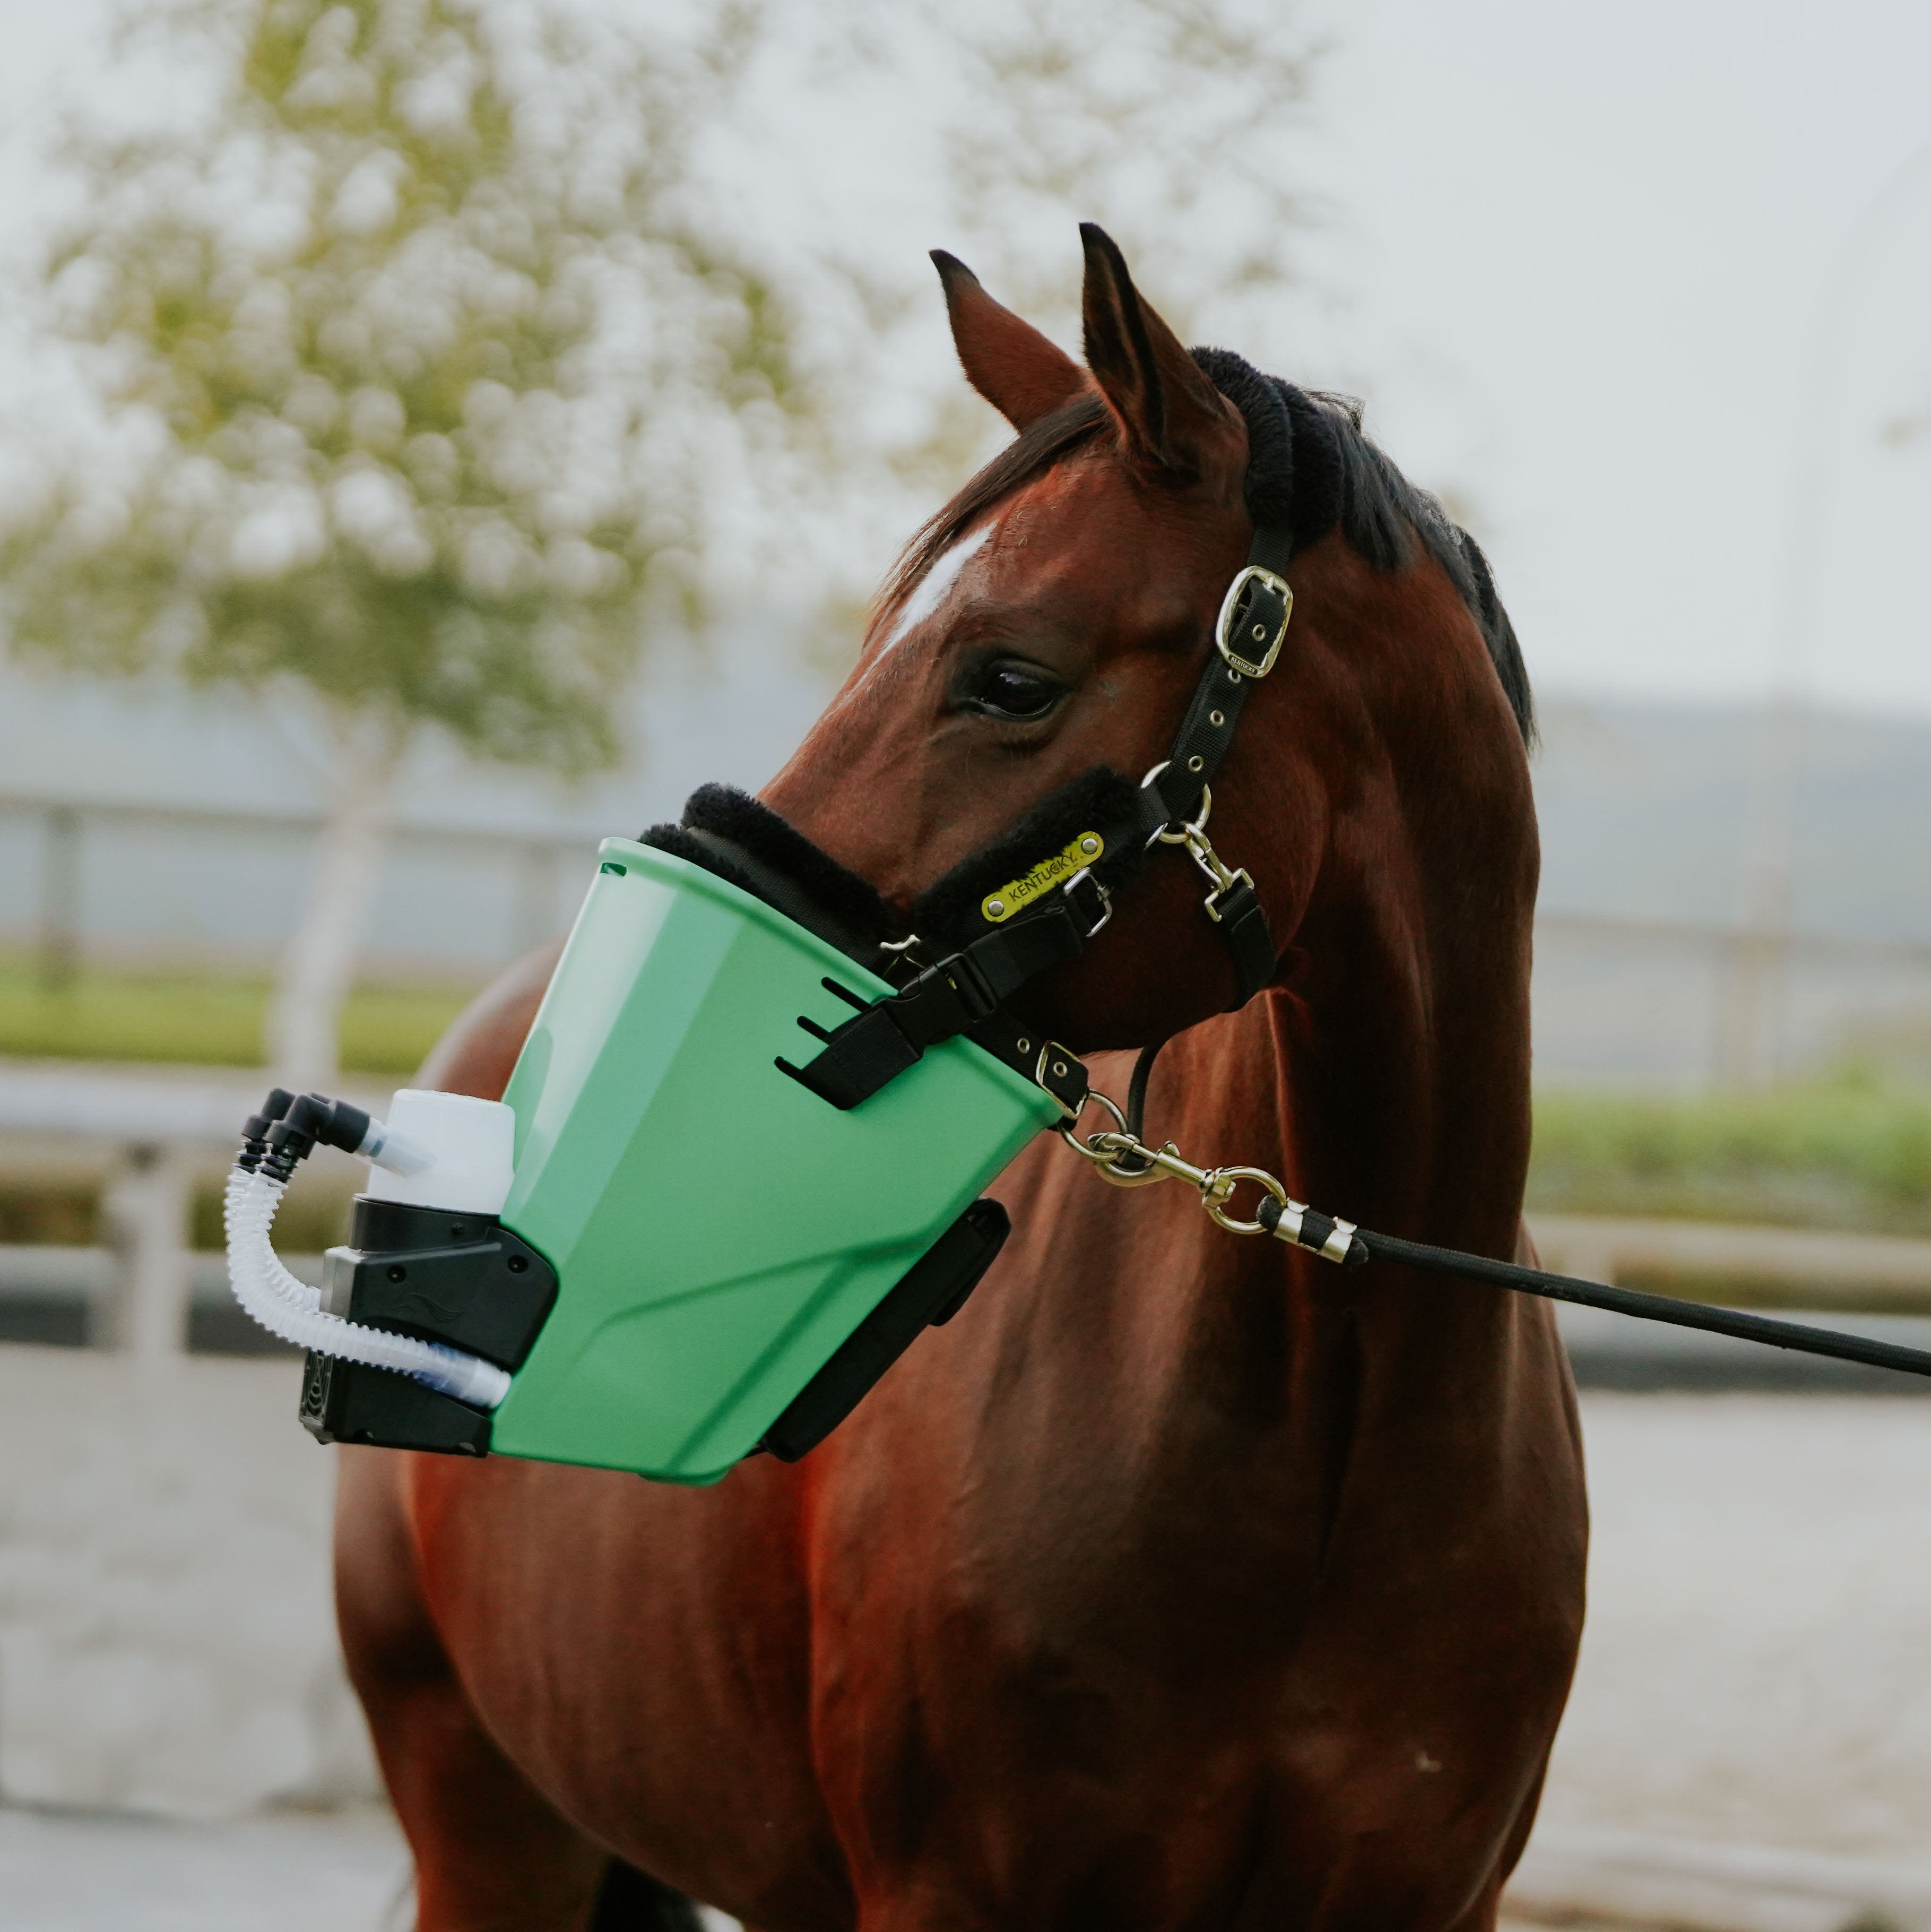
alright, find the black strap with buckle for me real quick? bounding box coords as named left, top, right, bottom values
left=781, top=873, right=1108, bottom=1111
left=1139, top=524, right=1295, bottom=836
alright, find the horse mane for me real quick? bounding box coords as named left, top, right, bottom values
left=881, top=360, right=1536, bottom=748
left=1313, top=395, right=1536, bottom=748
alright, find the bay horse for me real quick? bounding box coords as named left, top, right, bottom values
left=336, top=226, right=1587, bottom=1931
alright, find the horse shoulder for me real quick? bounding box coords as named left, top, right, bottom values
left=415, top=938, right=565, bottom=1100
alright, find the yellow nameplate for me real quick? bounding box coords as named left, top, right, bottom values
left=981, top=833, right=1104, bottom=924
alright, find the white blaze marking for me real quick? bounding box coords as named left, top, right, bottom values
left=863, top=520, right=995, bottom=682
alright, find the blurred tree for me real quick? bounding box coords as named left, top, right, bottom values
left=936, top=0, right=1314, bottom=336
left=0, top=0, right=1320, bottom=1088
left=0, top=0, right=792, bottom=1086
left=783, top=0, right=1322, bottom=518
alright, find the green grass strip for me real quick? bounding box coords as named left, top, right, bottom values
left=0, top=956, right=479, bottom=1076
left=1529, top=1071, right=1931, bottom=1238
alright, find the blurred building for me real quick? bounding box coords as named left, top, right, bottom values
left=1533, top=700, right=1931, bottom=1088
left=0, top=637, right=827, bottom=985
left=4, top=657, right=1928, bottom=1091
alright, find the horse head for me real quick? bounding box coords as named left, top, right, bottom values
left=765, top=224, right=1537, bottom=1082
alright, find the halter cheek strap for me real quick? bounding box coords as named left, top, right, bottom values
left=1128, top=520, right=1297, bottom=1006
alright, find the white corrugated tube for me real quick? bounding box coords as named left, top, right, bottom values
left=224, top=1166, right=511, bottom=1409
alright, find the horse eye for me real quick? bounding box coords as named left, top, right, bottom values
left=969, top=661, right=1064, bottom=722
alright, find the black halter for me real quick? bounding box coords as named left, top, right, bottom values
left=643, top=352, right=1313, bottom=1119
left=768, top=524, right=1288, bottom=1117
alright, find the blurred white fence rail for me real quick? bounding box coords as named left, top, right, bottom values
left=1533, top=1212, right=1931, bottom=1301
left=0, top=791, right=601, bottom=984
left=8, top=793, right=1931, bottom=1081
left=1534, top=910, right=1931, bottom=1088
left=0, top=1062, right=371, bottom=1359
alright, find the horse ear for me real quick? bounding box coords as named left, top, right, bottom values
left=932, top=251, right=1089, bottom=431
left=1078, top=222, right=1232, bottom=477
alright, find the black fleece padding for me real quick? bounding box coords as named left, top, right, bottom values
left=637, top=822, right=767, bottom=902
left=1190, top=346, right=1295, bottom=528
left=1188, top=347, right=1347, bottom=550
left=676, top=784, right=894, bottom=938
left=1275, top=382, right=1347, bottom=543
left=910, top=766, right=1149, bottom=942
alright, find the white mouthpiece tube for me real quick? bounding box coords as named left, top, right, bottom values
left=223, top=1168, right=510, bottom=1408
left=353, top=1115, right=435, bottom=1176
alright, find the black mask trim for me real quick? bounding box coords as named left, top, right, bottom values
left=680, top=784, right=894, bottom=936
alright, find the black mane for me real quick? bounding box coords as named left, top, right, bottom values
left=882, top=356, right=1534, bottom=747
left=1316, top=390, right=1535, bottom=747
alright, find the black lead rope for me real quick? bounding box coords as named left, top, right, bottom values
left=1344, top=1227, right=1931, bottom=1384
left=1248, top=1186, right=1931, bottom=1381
left=1111, top=1038, right=1931, bottom=1384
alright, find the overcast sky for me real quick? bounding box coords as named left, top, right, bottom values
left=3, top=0, right=1929, bottom=719
left=1302, top=0, right=1931, bottom=719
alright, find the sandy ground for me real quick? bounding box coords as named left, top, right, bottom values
left=0, top=1345, right=375, bottom=1816
left=0, top=1801, right=1572, bottom=1932
left=6, top=1344, right=1931, bottom=1927
left=1543, top=1392, right=1931, bottom=1853
left=0, top=1805, right=410, bottom=1932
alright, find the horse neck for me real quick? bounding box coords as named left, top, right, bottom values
left=1279, top=859, right=1534, bottom=1263
left=1239, top=624, right=1538, bottom=1268
left=1117, top=799, right=1534, bottom=1472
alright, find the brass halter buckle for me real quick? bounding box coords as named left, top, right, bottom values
left=1215, top=565, right=1293, bottom=679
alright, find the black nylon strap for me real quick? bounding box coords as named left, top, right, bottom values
left=1208, top=874, right=1276, bottom=1006
left=1249, top=523, right=1296, bottom=580
left=1146, top=656, right=1253, bottom=830
left=785, top=900, right=1094, bottom=1109
left=1139, top=527, right=1290, bottom=830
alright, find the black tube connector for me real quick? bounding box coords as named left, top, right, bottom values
left=259, top=1091, right=371, bottom=1183
left=237, top=1088, right=297, bottom=1174
left=310, top=1094, right=373, bottom=1155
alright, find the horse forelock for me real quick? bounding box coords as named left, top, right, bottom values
left=878, top=351, right=1535, bottom=748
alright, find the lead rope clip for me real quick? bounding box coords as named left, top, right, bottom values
left=1055, top=1091, right=1363, bottom=1263
left=1141, top=771, right=1259, bottom=929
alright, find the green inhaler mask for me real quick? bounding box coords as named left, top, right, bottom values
left=230, top=837, right=1059, bottom=1484
left=231, top=410, right=1303, bottom=1483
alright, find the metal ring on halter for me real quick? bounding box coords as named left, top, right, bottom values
left=1055, top=1092, right=1167, bottom=1188
left=1139, top=761, right=1214, bottom=847
left=1055, top=1089, right=1129, bottom=1162
left=1202, top=1166, right=1290, bottom=1236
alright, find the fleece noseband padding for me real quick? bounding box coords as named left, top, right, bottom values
left=640, top=785, right=895, bottom=969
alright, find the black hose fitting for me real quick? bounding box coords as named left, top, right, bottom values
left=261, top=1091, right=370, bottom=1183
left=307, top=1093, right=373, bottom=1155
left=237, top=1088, right=297, bottom=1174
